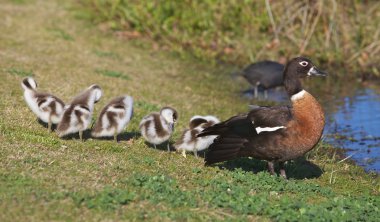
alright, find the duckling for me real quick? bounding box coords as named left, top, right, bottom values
left=198, top=57, right=327, bottom=179
left=21, top=77, right=65, bottom=132
left=175, top=115, right=220, bottom=158
left=57, top=84, right=102, bottom=141
left=242, top=60, right=284, bottom=99
left=91, top=95, right=133, bottom=142
left=139, top=107, right=178, bottom=151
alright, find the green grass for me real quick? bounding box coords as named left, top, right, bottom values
left=6, top=68, right=34, bottom=77
left=95, top=69, right=130, bottom=80
left=0, top=0, right=379, bottom=221
left=76, top=0, right=380, bottom=79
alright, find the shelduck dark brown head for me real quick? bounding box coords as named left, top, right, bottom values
left=198, top=57, right=327, bottom=179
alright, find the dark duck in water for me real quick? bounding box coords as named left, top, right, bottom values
left=198, top=57, right=327, bottom=179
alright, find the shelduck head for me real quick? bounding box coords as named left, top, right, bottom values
left=285, top=57, right=327, bottom=79
left=283, top=57, right=327, bottom=97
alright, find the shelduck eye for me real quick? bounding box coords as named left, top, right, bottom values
left=299, top=61, right=308, bottom=67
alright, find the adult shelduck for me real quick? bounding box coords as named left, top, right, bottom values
left=198, top=57, right=327, bottom=179
left=57, top=84, right=102, bottom=141
left=139, top=107, right=178, bottom=151
left=21, top=77, right=65, bottom=132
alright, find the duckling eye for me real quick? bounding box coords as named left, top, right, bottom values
left=299, top=61, right=308, bottom=67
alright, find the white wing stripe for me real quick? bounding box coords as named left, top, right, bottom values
left=255, top=126, right=286, bottom=134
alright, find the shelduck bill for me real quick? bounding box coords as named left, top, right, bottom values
left=175, top=115, right=220, bottom=158
left=139, top=107, right=178, bottom=151
left=91, top=95, right=133, bottom=142
left=21, top=77, right=65, bottom=132
left=198, top=57, right=327, bottom=179
left=56, top=84, right=102, bottom=141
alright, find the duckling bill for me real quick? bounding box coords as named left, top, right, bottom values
left=92, top=95, right=133, bottom=142
left=198, top=57, right=327, bottom=179
left=139, top=107, right=178, bottom=151
left=175, top=115, right=220, bottom=158
left=57, top=84, right=102, bottom=141
left=21, top=77, right=65, bottom=132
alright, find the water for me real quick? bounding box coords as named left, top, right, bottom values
left=323, top=88, right=380, bottom=172
left=240, top=81, right=380, bottom=173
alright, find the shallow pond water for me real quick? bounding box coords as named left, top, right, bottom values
left=323, top=88, right=380, bottom=172
left=240, top=79, right=380, bottom=173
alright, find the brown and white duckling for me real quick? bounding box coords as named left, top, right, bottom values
left=21, top=77, right=65, bottom=132
left=139, top=107, right=178, bottom=151
left=175, top=115, right=220, bottom=158
left=57, top=84, right=102, bottom=141
left=91, top=95, right=133, bottom=142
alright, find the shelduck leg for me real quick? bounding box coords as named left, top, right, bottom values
left=181, top=149, right=187, bottom=158
left=279, top=162, right=287, bottom=179
left=267, top=161, right=275, bottom=175
left=153, top=144, right=157, bottom=149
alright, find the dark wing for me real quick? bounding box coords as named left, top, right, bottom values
left=248, top=105, right=292, bottom=127
left=198, top=106, right=293, bottom=165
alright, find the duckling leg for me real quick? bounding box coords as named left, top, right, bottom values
left=47, top=116, right=52, bottom=132
left=193, top=148, right=198, bottom=158
left=153, top=144, right=157, bottom=149
left=167, top=142, right=171, bottom=152
left=79, top=130, right=83, bottom=141
left=267, top=161, right=275, bottom=175
left=279, top=162, right=287, bottom=179
left=113, top=131, right=118, bottom=143
left=181, top=149, right=187, bottom=158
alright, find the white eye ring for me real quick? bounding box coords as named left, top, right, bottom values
left=299, top=61, right=308, bottom=67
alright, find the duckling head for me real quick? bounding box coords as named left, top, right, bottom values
left=88, top=84, right=102, bottom=104
left=160, top=107, right=178, bottom=130
left=203, top=115, right=220, bottom=125
left=21, top=77, right=37, bottom=91
left=189, top=116, right=208, bottom=129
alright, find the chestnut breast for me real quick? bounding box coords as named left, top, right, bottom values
left=281, top=91, right=325, bottom=160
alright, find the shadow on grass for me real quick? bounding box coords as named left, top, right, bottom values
left=216, top=157, right=323, bottom=180
left=59, top=129, right=93, bottom=141
left=144, top=141, right=177, bottom=152
left=93, top=131, right=140, bottom=142
left=37, top=118, right=57, bottom=131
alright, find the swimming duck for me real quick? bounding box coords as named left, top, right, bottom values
left=21, top=77, right=65, bottom=132
left=139, top=107, right=178, bottom=151
left=57, top=84, right=102, bottom=141
left=198, top=57, right=327, bottom=179
left=242, top=60, right=284, bottom=99
left=91, top=95, right=133, bottom=142
left=175, top=115, right=220, bottom=158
